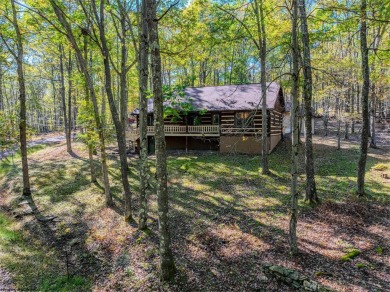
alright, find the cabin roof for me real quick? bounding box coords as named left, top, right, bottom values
left=132, top=82, right=284, bottom=114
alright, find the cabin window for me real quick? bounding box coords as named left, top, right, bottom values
left=235, top=112, right=253, bottom=128
left=188, top=114, right=201, bottom=125
left=212, top=114, right=220, bottom=125
left=147, top=115, right=154, bottom=126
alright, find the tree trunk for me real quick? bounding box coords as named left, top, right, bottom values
left=138, top=0, right=150, bottom=230
left=49, top=0, right=111, bottom=201
left=91, top=0, right=131, bottom=214
left=369, top=87, right=377, bottom=148
left=357, top=83, right=360, bottom=114
left=255, top=0, right=269, bottom=175
left=336, top=97, right=341, bottom=150
left=51, top=66, right=57, bottom=131
left=323, top=101, right=329, bottom=136
left=298, top=0, right=318, bottom=203
left=289, top=0, right=299, bottom=256
left=148, top=0, right=176, bottom=280
left=357, top=0, right=370, bottom=196
left=67, top=49, right=73, bottom=146
left=11, top=0, right=31, bottom=196
left=0, top=65, right=4, bottom=111
left=59, top=44, right=71, bottom=153
left=351, top=84, right=355, bottom=133
left=83, top=36, right=97, bottom=183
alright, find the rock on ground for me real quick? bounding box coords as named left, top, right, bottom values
left=0, top=267, right=15, bottom=291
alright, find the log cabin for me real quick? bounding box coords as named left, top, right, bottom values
left=127, top=82, right=285, bottom=154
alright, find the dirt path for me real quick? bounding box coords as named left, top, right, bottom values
left=0, top=135, right=65, bottom=160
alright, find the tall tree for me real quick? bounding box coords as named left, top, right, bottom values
left=289, top=0, right=300, bottom=256
left=138, top=0, right=150, bottom=230
left=89, top=0, right=132, bottom=220
left=356, top=0, right=370, bottom=196
left=7, top=0, right=31, bottom=196
left=49, top=0, right=112, bottom=206
left=83, top=34, right=97, bottom=183
left=67, top=48, right=73, bottom=150
left=59, top=44, right=71, bottom=153
left=148, top=0, right=176, bottom=280
left=253, top=0, right=269, bottom=174
left=298, top=0, right=318, bottom=203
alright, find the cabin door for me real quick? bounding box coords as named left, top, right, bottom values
left=147, top=136, right=155, bottom=154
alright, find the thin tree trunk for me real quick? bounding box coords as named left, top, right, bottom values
left=289, top=0, right=299, bottom=256
left=345, top=121, right=349, bottom=140
left=138, top=0, right=150, bottom=230
left=148, top=0, right=176, bottom=280
left=11, top=0, right=31, bottom=196
left=254, top=0, right=269, bottom=174
left=336, top=97, right=341, bottom=150
left=67, top=49, right=73, bottom=147
left=351, top=84, right=355, bottom=133
left=51, top=66, right=57, bottom=131
left=357, top=83, right=360, bottom=114
left=298, top=0, right=318, bottom=203
left=91, top=0, right=130, bottom=214
left=323, top=101, right=329, bottom=136
left=49, top=0, right=111, bottom=201
left=83, top=36, right=97, bottom=183
left=59, top=44, right=71, bottom=153
left=369, top=87, right=377, bottom=148
left=0, top=66, right=4, bottom=111
left=357, top=0, right=370, bottom=196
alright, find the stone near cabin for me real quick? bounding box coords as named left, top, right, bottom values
left=262, top=264, right=333, bottom=292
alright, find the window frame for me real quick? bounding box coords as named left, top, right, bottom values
left=235, top=111, right=253, bottom=128
left=212, top=113, right=220, bottom=125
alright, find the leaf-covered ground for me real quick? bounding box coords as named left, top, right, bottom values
left=0, top=124, right=389, bottom=291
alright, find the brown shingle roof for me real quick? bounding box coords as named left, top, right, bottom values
left=133, top=82, right=283, bottom=114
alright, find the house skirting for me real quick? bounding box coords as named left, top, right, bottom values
left=166, top=136, right=219, bottom=151
left=137, top=134, right=282, bottom=154
left=220, top=135, right=281, bottom=154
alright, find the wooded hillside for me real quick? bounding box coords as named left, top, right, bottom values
left=0, top=0, right=389, bottom=291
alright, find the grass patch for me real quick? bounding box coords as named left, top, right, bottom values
left=340, top=249, right=361, bottom=261
left=372, top=163, right=388, bottom=171
left=0, top=144, right=47, bottom=175
left=375, top=246, right=383, bottom=255
left=0, top=212, right=64, bottom=291
left=40, top=276, right=91, bottom=292
left=0, top=213, right=22, bottom=243
left=355, top=262, right=365, bottom=269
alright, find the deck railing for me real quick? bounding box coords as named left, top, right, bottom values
left=188, top=125, right=220, bottom=134
left=127, top=125, right=220, bottom=139
left=220, top=127, right=260, bottom=135
left=163, top=125, right=187, bottom=134
left=126, top=124, right=264, bottom=140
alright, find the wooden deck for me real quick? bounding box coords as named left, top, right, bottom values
left=125, top=123, right=281, bottom=141
left=126, top=125, right=221, bottom=140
